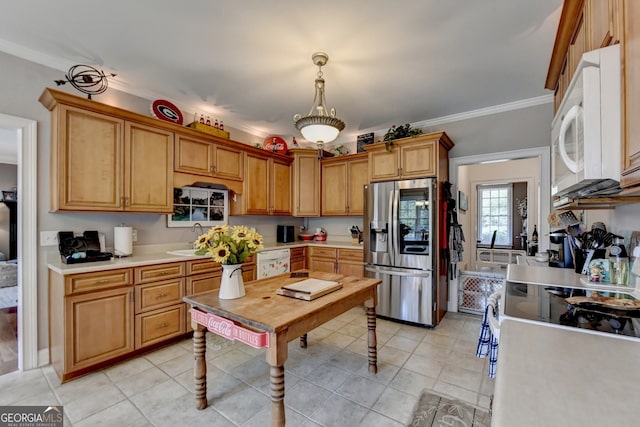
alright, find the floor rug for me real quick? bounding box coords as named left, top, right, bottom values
left=406, top=389, right=491, bottom=427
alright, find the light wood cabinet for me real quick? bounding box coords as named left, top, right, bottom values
left=321, top=153, right=368, bottom=216
left=174, top=133, right=244, bottom=181
left=307, top=246, right=364, bottom=276
left=48, top=267, right=135, bottom=382
left=546, top=0, right=623, bottom=111
left=290, top=247, right=306, bottom=271
left=336, top=249, right=365, bottom=277
left=364, top=132, right=453, bottom=183
left=40, top=91, right=174, bottom=213
left=231, top=151, right=292, bottom=215
left=65, top=287, right=134, bottom=374
left=290, top=148, right=321, bottom=217
left=621, top=0, right=640, bottom=189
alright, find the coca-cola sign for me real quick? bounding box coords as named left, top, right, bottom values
left=263, top=136, right=288, bottom=154
left=191, top=309, right=270, bottom=348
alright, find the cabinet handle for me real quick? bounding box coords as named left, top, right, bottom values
left=155, top=291, right=169, bottom=298
left=95, top=279, right=111, bottom=284
left=123, top=197, right=130, bottom=207
left=156, top=271, right=170, bottom=276
left=156, top=322, right=169, bottom=329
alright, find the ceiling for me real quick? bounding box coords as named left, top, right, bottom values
left=0, top=0, right=563, bottom=145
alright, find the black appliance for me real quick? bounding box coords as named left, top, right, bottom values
left=504, top=282, right=640, bottom=339
left=548, top=231, right=573, bottom=268
left=58, top=230, right=113, bottom=264
left=276, top=225, right=295, bottom=243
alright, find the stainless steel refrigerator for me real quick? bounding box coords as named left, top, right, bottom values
left=364, top=178, right=437, bottom=327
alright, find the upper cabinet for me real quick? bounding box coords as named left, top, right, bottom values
left=321, top=153, right=368, bottom=216
left=364, top=132, right=453, bottom=183
left=546, top=0, right=622, bottom=112
left=621, top=0, right=640, bottom=190
left=230, top=150, right=292, bottom=216
left=289, top=148, right=322, bottom=217
left=42, top=99, right=173, bottom=213
left=174, top=134, right=243, bottom=182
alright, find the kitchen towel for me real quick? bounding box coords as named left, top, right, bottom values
left=476, top=294, right=499, bottom=378
left=114, top=226, right=133, bottom=257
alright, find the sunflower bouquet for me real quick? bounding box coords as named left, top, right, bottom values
left=194, top=225, right=263, bottom=265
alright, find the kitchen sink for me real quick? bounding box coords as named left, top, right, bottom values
left=166, top=249, right=203, bottom=257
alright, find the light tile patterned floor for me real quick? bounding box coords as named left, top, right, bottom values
left=0, top=310, right=493, bottom=426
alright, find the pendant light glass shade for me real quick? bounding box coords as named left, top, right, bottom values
left=294, top=52, right=345, bottom=149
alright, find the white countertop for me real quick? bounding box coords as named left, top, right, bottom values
left=48, top=239, right=363, bottom=275
left=492, top=319, right=640, bottom=426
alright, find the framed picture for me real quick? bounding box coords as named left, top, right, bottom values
left=2, top=190, right=16, bottom=202
left=167, top=186, right=229, bottom=228
left=458, top=191, right=468, bottom=211
left=357, top=132, right=374, bottom=153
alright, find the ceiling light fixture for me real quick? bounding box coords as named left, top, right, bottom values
left=294, top=52, right=345, bottom=158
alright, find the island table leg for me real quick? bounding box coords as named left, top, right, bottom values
left=270, top=365, right=285, bottom=427
left=366, top=305, right=378, bottom=374
left=193, top=323, right=207, bottom=410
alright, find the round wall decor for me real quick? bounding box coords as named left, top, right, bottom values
left=151, top=99, right=183, bottom=124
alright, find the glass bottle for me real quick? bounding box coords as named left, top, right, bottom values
left=219, top=121, right=224, bottom=131
left=531, top=224, right=538, bottom=243
left=214, top=119, right=219, bottom=129
left=609, top=236, right=629, bottom=285
left=205, top=116, right=211, bottom=126
left=199, top=114, right=205, bottom=124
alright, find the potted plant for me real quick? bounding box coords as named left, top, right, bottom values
left=383, top=123, right=423, bottom=151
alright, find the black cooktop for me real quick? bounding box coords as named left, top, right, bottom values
left=503, top=282, right=640, bottom=338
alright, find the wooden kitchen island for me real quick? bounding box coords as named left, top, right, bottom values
left=184, top=271, right=381, bottom=427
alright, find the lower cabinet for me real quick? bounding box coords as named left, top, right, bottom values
left=48, top=257, right=260, bottom=382
left=307, top=246, right=364, bottom=276
left=290, top=247, right=306, bottom=271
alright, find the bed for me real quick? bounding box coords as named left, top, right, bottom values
left=0, top=262, right=17, bottom=309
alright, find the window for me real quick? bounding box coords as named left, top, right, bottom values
left=167, top=186, right=229, bottom=228
left=477, top=184, right=512, bottom=247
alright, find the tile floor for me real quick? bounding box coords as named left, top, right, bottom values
left=0, top=309, right=493, bottom=426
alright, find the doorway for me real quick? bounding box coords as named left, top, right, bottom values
left=448, top=146, right=551, bottom=312
left=0, top=113, right=38, bottom=373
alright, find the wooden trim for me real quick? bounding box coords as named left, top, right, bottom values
left=546, top=0, right=585, bottom=90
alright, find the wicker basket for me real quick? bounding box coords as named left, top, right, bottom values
left=458, top=269, right=505, bottom=315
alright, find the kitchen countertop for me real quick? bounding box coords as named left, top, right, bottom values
left=492, top=319, right=640, bottom=426
left=491, top=264, right=640, bottom=425
left=48, top=239, right=363, bottom=275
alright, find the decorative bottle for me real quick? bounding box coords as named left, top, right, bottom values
left=205, top=116, right=211, bottom=126
left=199, top=114, right=205, bottom=124
left=532, top=225, right=538, bottom=243
left=219, top=121, right=224, bottom=131
left=214, top=119, right=219, bottom=129
left=609, top=235, right=629, bottom=285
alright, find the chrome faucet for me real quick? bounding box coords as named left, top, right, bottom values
left=191, top=222, right=204, bottom=235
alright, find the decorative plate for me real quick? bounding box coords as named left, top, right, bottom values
left=151, top=99, right=183, bottom=125
left=263, top=136, right=288, bottom=154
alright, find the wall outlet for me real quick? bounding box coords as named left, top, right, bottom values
left=131, top=229, right=138, bottom=242
left=40, top=231, right=59, bottom=246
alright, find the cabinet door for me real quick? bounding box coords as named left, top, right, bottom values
left=292, top=151, right=321, bottom=217
left=622, top=0, right=640, bottom=187
left=245, top=153, right=270, bottom=214
left=55, top=106, right=124, bottom=211
left=124, top=122, right=174, bottom=213
left=569, top=10, right=587, bottom=82
left=135, top=304, right=185, bottom=349
left=337, top=261, right=364, bottom=277
left=347, top=158, right=368, bottom=215
left=308, top=257, right=336, bottom=273
left=174, top=134, right=214, bottom=176
left=65, top=287, right=134, bottom=372
left=241, top=264, right=256, bottom=282
left=271, top=158, right=292, bottom=215
left=369, top=149, right=400, bottom=182
left=322, top=161, right=348, bottom=215
left=213, top=144, right=244, bottom=181
left=400, top=141, right=436, bottom=178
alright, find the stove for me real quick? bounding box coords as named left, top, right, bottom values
left=503, top=282, right=640, bottom=339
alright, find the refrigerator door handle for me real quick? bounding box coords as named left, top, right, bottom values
left=365, top=266, right=432, bottom=278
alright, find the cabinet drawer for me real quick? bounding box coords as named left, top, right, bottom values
left=65, top=268, right=133, bottom=295
left=337, top=249, right=364, bottom=261
left=187, top=258, right=220, bottom=275
left=135, top=304, right=185, bottom=348
left=135, top=278, right=184, bottom=314
left=308, top=247, right=337, bottom=258
left=186, top=272, right=221, bottom=296
left=135, top=262, right=185, bottom=284
left=290, top=247, right=306, bottom=258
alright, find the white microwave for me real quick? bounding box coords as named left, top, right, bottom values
left=551, top=44, right=621, bottom=206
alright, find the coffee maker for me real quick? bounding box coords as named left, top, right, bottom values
left=548, top=231, right=573, bottom=268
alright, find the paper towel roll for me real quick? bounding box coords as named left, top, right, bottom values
left=114, top=226, right=133, bottom=257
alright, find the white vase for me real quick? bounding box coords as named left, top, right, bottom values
left=219, top=264, right=245, bottom=299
